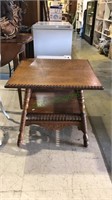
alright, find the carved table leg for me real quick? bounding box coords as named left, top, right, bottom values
left=77, top=90, right=89, bottom=147
left=17, top=88, right=31, bottom=147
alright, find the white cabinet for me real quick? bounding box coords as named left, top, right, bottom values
left=32, top=21, right=73, bottom=58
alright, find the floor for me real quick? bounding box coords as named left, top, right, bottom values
left=72, top=34, right=112, bottom=178
left=0, top=33, right=112, bottom=200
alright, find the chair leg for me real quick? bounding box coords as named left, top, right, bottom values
left=0, top=96, right=10, bottom=119
left=8, top=63, right=12, bottom=77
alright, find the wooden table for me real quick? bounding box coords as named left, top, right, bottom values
left=1, top=33, right=33, bottom=67
left=1, top=33, right=33, bottom=109
left=5, top=59, right=103, bottom=147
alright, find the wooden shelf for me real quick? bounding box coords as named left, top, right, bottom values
left=93, top=0, right=112, bottom=58
left=95, top=29, right=112, bottom=38
left=27, top=91, right=81, bottom=115
left=96, top=17, right=104, bottom=21
left=104, top=19, right=112, bottom=22
left=95, top=30, right=102, bottom=34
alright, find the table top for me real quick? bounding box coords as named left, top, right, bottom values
left=5, top=59, right=103, bottom=90
left=1, top=33, right=33, bottom=44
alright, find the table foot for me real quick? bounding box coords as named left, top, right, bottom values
left=83, top=134, right=89, bottom=147
left=17, top=132, right=23, bottom=147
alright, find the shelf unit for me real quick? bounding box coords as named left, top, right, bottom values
left=93, top=0, right=112, bottom=47
left=76, top=0, right=83, bottom=31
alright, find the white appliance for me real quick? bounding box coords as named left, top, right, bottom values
left=32, top=21, right=73, bottom=58
left=49, top=6, right=62, bottom=21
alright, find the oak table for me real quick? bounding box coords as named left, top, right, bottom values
left=5, top=59, right=103, bottom=147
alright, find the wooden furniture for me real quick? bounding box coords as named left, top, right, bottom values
left=1, top=42, right=24, bottom=77
left=1, top=42, right=23, bottom=119
left=1, top=33, right=33, bottom=63
left=69, top=0, right=77, bottom=15
left=1, top=34, right=32, bottom=119
left=1, top=33, right=33, bottom=109
left=93, top=0, right=112, bottom=52
left=5, top=59, right=103, bottom=147
left=22, top=1, right=38, bottom=26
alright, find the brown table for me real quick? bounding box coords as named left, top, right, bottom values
left=1, top=33, right=33, bottom=67
left=1, top=33, right=33, bottom=109
left=5, top=59, right=103, bottom=147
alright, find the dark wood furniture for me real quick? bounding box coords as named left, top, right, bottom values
left=1, top=33, right=33, bottom=66
left=69, top=0, right=77, bottom=15
left=1, top=33, right=33, bottom=109
left=1, top=42, right=23, bottom=77
left=22, top=1, right=38, bottom=26
left=5, top=59, right=103, bottom=147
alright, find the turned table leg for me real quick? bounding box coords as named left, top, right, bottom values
left=17, top=88, right=31, bottom=147
left=77, top=90, right=89, bottom=147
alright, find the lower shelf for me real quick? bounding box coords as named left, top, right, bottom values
left=18, top=89, right=89, bottom=147
left=26, top=91, right=82, bottom=127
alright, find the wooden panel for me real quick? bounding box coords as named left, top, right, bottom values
left=69, top=0, right=77, bottom=15
left=22, top=1, right=38, bottom=26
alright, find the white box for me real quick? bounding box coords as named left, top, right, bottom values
left=32, top=21, right=73, bottom=58
left=50, top=6, right=62, bottom=21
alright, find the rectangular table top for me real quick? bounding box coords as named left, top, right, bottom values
left=5, top=59, right=103, bottom=90
left=1, top=33, right=32, bottom=44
